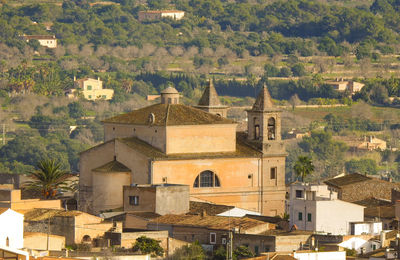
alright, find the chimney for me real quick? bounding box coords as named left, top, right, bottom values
left=98, top=77, right=100, bottom=81
left=73, top=76, right=76, bottom=81
left=200, top=209, right=207, bottom=218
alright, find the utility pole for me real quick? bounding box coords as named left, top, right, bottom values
left=46, top=217, right=50, bottom=251
left=227, top=228, right=233, bottom=260
left=2, top=123, right=5, bottom=145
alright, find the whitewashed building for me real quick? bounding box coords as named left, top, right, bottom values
left=0, top=208, right=24, bottom=249
left=289, top=183, right=365, bottom=235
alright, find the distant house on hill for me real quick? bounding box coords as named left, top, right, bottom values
left=20, top=34, right=57, bottom=48
left=325, top=78, right=364, bottom=94
left=333, top=136, right=387, bottom=152
left=66, top=77, right=114, bottom=101
left=138, top=10, right=185, bottom=21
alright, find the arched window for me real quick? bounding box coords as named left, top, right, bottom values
left=254, top=117, right=260, bottom=140
left=267, top=117, right=276, bottom=140
left=193, top=171, right=221, bottom=188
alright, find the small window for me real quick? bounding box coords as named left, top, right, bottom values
left=270, top=167, right=277, bottom=179
left=268, top=117, right=276, bottom=140
left=222, top=237, right=227, bottom=244
left=210, top=233, right=216, bottom=244
left=102, top=95, right=106, bottom=99
left=296, top=190, right=303, bottom=198
left=255, top=245, right=259, bottom=255
left=87, top=85, right=92, bottom=90
left=254, top=125, right=260, bottom=140
left=88, top=95, right=92, bottom=99
left=129, top=196, right=139, bottom=206
left=307, top=213, right=312, bottom=222
left=298, top=212, right=303, bottom=221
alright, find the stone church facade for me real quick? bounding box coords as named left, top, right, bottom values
left=79, top=82, right=287, bottom=216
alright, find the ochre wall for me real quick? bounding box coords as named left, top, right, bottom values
left=79, top=141, right=115, bottom=212
left=152, top=157, right=285, bottom=215
left=166, top=124, right=236, bottom=154
left=92, top=171, right=131, bottom=213
left=115, top=140, right=149, bottom=184
left=104, top=123, right=166, bottom=152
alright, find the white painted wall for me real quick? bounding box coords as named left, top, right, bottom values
left=293, top=251, right=346, bottom=260
left=315, top=200, right=364, bottom=235
left=289, top=184, right=364, bottom=235
left=338, top=237, right=380, bottom=254
left=0, top=209, right=24, bottom=249
left=352, top=222, right=382, bottom=235
left=218, top=207, right=261, bottom=217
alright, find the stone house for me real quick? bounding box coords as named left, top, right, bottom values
left=21, top=35, right=57, bottom=48
left=325, top=79, right=364, bottom=94
left=138, top=10, right=185, bottom=21
left=23, top=208, right=115, bottom=246
left=79, top=85, right=287, bottom=216
left=66, top=77, right=114, bottom=100
left=324, top=173, right=400, bottom=202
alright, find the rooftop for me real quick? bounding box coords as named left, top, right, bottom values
left=364, top=205, right=394, bottom=219
left=196, top=80, right=226, bottom=108
left=23, top=208, right=97, bottom=221
left=353, top=197, right=392, bottom=207
left=93, top=160, right=131, bottom=173
left=189, top=201, right=234, bottom=216
left=139, top=10, right=184, bottom=13
left=117, top=133, right=262, bottom=160
left=103, top=103, right=234, bottom=126
left=149, top=214, right=268, bottom=231
left=324, top=173, right=371, bottom=188
left=21, top=35, right=56, bottom=40
left=250, top=85, right=280, bottom=112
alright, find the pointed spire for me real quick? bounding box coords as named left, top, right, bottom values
left=252, top=84, right=275, bottom=111
left=197, top=79, right=222, bottom=107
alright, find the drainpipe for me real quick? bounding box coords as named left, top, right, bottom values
left=258, top=158, right=262, bottom=214
left=149, top=159, right=154, bottom=184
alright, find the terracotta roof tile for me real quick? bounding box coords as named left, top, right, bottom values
left=150, top=214, right=267, bottom=231
left=92, top=160, right=130, bottom=173
left=324, top=173, right=371, bottom=188
left=23, top=208, right=91, bottom=221
left=117, top=134, right=261, bottom=160
left=189, top=201, right=234, bottom=216
left=103, top=104, right=234, bottom=126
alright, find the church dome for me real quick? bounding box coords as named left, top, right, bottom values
left=161, top=87, right=179, bottom=94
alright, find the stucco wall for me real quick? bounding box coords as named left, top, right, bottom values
left=165, top=124, right=236, bottom=154
left=92, top=171, right=131, bottom=213
left=24, top=233, right=65, bottom=251
left=0, top=209, right=24, bottom=249
left=123, top=185, right=189, bottom=215
left=105, top=124, right=166, bottom=153
left=316, top=200, right=364, bottom=235
left=152, top=157, right=285, bottom=215
left=115, top=140, right=149, bottom=184
left=79, top=140, right=115, bottom=212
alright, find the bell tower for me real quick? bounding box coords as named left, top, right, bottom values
left=195, top=79, right=228, bottom=117
left=247, top=85, right=284, bottom=155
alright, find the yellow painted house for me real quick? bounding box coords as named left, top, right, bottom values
left=66, top=77, right=114, bottom=100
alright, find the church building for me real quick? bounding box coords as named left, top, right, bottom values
left=78, top=82, right=287, bottom=216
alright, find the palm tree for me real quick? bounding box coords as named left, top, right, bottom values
left=25, top=159, right=70, bottom=199
left=294, top=155, right=315, bottom=182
